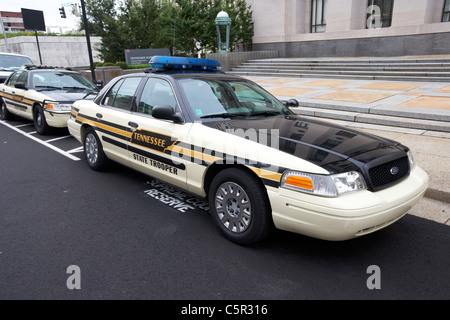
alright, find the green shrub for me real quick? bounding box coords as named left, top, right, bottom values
left=127, top=64, right=150, bottom=69
left=115, top=61, right=128, bottom=69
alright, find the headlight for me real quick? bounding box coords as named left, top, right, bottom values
left=45, top=102, right=72, bottom=111
left=406, top=150, right=415, bottom=168
left=281, top=170, right=367, bottom=197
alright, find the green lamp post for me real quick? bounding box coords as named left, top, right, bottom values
left=215, top=10, right=231, bottom=53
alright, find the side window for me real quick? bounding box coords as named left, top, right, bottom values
left=137, top=78, right=177, bottom=115
left=103, top=77, right=142, bottom=110
left=6, top=72, right=21, bottom=87
left=16, top=71, right=28, bottom=86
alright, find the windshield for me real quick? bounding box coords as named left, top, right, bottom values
left=0, top=55, right=32, bottom=71
left=178, top=78, right=291, bottom=119
left=31, top=71, right=97, bottom=91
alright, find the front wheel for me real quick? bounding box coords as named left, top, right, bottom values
left=208, top=168, right=273, bottom=245
left=33, top=105, right=50, bottom=135
left=83, top=127, right=109, bottom=171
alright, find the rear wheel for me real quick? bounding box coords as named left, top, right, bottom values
left=83, top=127, right=109, bottom=171
left=208, top=168, right=273, bottom=245
left=0, top=99, right=13, bottom=120
left=33, top=105, right=50, bottom=135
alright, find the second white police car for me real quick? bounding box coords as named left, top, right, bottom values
left=68, top=56, right=428, bottom=245
left=0, top=65, right=98, bottom=134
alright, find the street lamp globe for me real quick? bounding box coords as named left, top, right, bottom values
left=215, top=10, right=231, bottom=53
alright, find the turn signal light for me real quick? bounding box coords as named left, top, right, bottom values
left=285, top=175, right=314, bottom=190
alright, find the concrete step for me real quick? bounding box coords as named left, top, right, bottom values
left=246, top=58, right=450, bottom=65
left=240, top=62, right=450, bottom=69
left=229, top=57, right=450, bottom=82
left=231, top=68, right=450, bottom=77
left=235, top=64, right=450, bottom=72
left=291, top=107, right=450, bottom=133
left=227, top=70, right=450, bottom=82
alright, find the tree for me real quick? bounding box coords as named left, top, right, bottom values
left=82, top=0, right=254, bottom=61
left=118, top=0, right=162, bottom=50
left=228, top=0, right=254, bottom=51
left=158, top=0, right=218, bottom=57
left=82, top=0, right=123, bottom=62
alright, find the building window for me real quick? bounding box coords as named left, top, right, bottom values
left=443, top=0, right=450, bottom=22
left=311, top=0, right=327, bottom=33
left=367, top=0, right=394, bottom=28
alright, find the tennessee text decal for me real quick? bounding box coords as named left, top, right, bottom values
left=130, top=129, right=176, bottom=152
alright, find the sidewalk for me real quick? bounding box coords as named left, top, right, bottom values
left=248, top=76, right=450, bottom=132
left=247, top=75, right=450, bottom=226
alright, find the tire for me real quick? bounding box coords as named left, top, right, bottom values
left=33, top=105, right=50, bottom=135
left=0, top=99, right=13, bottom=120
left=83, top=127, right=109, bottom=171
left=208, top=167, right=273, bottom=245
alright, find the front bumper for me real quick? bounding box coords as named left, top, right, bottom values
left=44, top=110, right=71, bottom=128
left=269, top=166, right=428, bottom=241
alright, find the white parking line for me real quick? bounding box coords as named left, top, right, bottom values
left=67, top=146, right=84, bottom=154
left=0, top=120, right=81, bottom=161
left=15, top=123, right=34, bottom=128
left=28, top=131, right=37, bottom=135
left=46, top=135, right=71, bottom=143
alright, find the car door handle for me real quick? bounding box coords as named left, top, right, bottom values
left=128, top=121, right=139, bottom=128
left=12, top=91, right=15, bottom=94
left=96, top=113, right=103, bottom=119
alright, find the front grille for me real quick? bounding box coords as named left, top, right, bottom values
left=368, top=156, right=410, bottom=190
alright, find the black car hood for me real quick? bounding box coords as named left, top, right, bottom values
left=203, top=114, right=407, bottom=174
left=38, top=90, right=97, bottom=102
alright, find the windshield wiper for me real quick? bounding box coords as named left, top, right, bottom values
left=35, top=86, right=62, bottom=90
left=82, top=91, right=98, bottom=99
left=247, top=111, right=282, bottom=117
left=63, top=86, right=92, bottom=90
left=200, top=112, right=245, bottom=119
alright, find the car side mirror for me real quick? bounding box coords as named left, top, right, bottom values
left=286, top=99, right=299, bottom=108
left=15, top=82, right=28, bottom=90
left=152, top=105, right=183, bottom=123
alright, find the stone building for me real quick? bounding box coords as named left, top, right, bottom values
left=246, top=0, right=450, bottom=57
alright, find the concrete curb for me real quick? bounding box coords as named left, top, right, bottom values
left=425, top=188, right=450, bottom=204
left=291, top=106, right=450, bottom=133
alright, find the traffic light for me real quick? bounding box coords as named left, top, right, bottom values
left=59, top=7, right=66, bottom=18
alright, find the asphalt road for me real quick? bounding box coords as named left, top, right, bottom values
left=1, top=118, right=449, bottom=304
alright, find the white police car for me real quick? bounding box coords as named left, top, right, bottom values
left=0, top=52, right=33, bottom=83
left=0, top=65, right=98, bottom=134
left=68, top=56, right=428, bottom=244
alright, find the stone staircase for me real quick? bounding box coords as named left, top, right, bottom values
left=227, top=57, right=450, bottom=82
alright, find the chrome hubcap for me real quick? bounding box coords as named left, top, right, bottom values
left=36, top=113, right=42, bottom=126
left=215, top=182, right=251, bottom=233
left=85, top=133, right=98, bottom=164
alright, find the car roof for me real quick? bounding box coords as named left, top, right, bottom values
left=27, top=68, right=79, bottom=73
left=0, top=52, right=31, bottom=58
left=119, top=71, right=242, bottom=81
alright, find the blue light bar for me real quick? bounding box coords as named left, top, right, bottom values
left=149, top=56, right=221, bottom=72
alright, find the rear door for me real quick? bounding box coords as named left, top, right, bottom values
left=1, top=71, right=31, bottom=119
left=127, top=77, right=191, bottom=190
left=91, top=76, right=144, bottom=165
